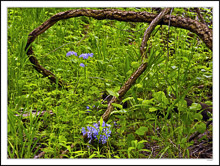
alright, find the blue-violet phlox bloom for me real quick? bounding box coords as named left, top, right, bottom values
left=81, top=127, right=86, bottom=136
left=80, top=63, right=85, bottom=67
left=79, top=53, right=93, bottom=59
left=66, top=51, right=77, bottom=57
left=88, top=53, right=93, bottom=57
left=79, top=53, right=89, bottom=59
left=81, top=121, right=111, bottom=144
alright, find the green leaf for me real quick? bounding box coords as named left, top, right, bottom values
left=99, top=116, right=104, bottom=133
left=106, top=88, right=119, bottom=98
left=138, top=149, right=151, bottom=153
left=71, top=58, right=78, bottom=63
left=122, top=97, right=134, bottom=103
left=138, top=140, right=148, bottom=144
left=111, top=103, right=123, bottom=110
left=153, top=91, right=169, bottom=105
left=196, top=122, right=206, bottom=133
left=114, top=155, right=120, bottom=159
left=127, top=133, right=135, bottom=147
left=137, top=140, right=148, bottom=150
left=189, top=103, right=202, bottom=111
left=110, top=110, right=127, bottom=115
left=128, top=147, right=136, bottom=152
left=142, top=99, right=154, bottom=106
left=137, top=98, right=143, bottom=102
left=135, top=83, right=143, bottom=89
left=149, top=107, right=158, bottom=112
left=89, top=153, right=97, bottom=158
left=135, top=126, right=148, bottom=136
left=131, top=61, right=139, bottom=68
left=96, top=60, right=107, bottom=65
left=137, top=142, right=144, bottom=150
left=114, top=86, right=121, bottom=92
left=182, top=56, right=189, bottom=62
left=59, top=135, right=67, bottom=143
left=131, top=140, right=138, bottom=147
left=176, top=99, right=187, bottom=112
left=126, top=70, right=133, bottom=76
left=194, top=113, right=203, bottom=121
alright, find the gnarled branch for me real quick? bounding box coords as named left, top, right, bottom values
left=101, top=8, right=172, bottom=123
left=25, top=8, right=212, bottom=88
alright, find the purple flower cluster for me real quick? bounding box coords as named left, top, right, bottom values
left=81, top=121, right=111, bottom=144
left=79, top=53, right=93, bottom=59
left=79, top=63, right=85, bottom=67
left=66, top=51, right=77, bottom=57
left=66, top=51, right=93, bottom=67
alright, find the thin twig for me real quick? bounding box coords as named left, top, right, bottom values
left=34, top=151, right=45, bottom=159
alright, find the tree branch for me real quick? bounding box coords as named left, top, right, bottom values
left=102, top=8, right=171, bottom=123
left=25, top=8, right=212, bottom=89
left=140, top=8, right=171, bottom=58
left=194, top=8, right=208, bottom=26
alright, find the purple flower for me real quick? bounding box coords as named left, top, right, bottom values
left=79, top=53, right=94, bottom=59
left=80, top=63, right=85, bottom=67
left=101, top=121, right=106, bottom=127
left=81, top=122, right=111, bottom=144
left=93, top=123, right=99, bottom=129
left=86, top=106, right=91, bottom=113
left=66, top=51, right=77, bottom=57
left=79, top=53, right=89, bottom=59
left=81, top=127, right=86, bottom=136
left=88, top=53, right=94, bottom=57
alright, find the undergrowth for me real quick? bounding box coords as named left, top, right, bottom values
left=7, top=7, right=212, bottom=158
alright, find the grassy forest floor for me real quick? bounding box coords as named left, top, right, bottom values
left=7, top=7, right=213, bottom=159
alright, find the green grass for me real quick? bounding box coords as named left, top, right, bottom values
left=7, top=7, right=213, bottom=158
